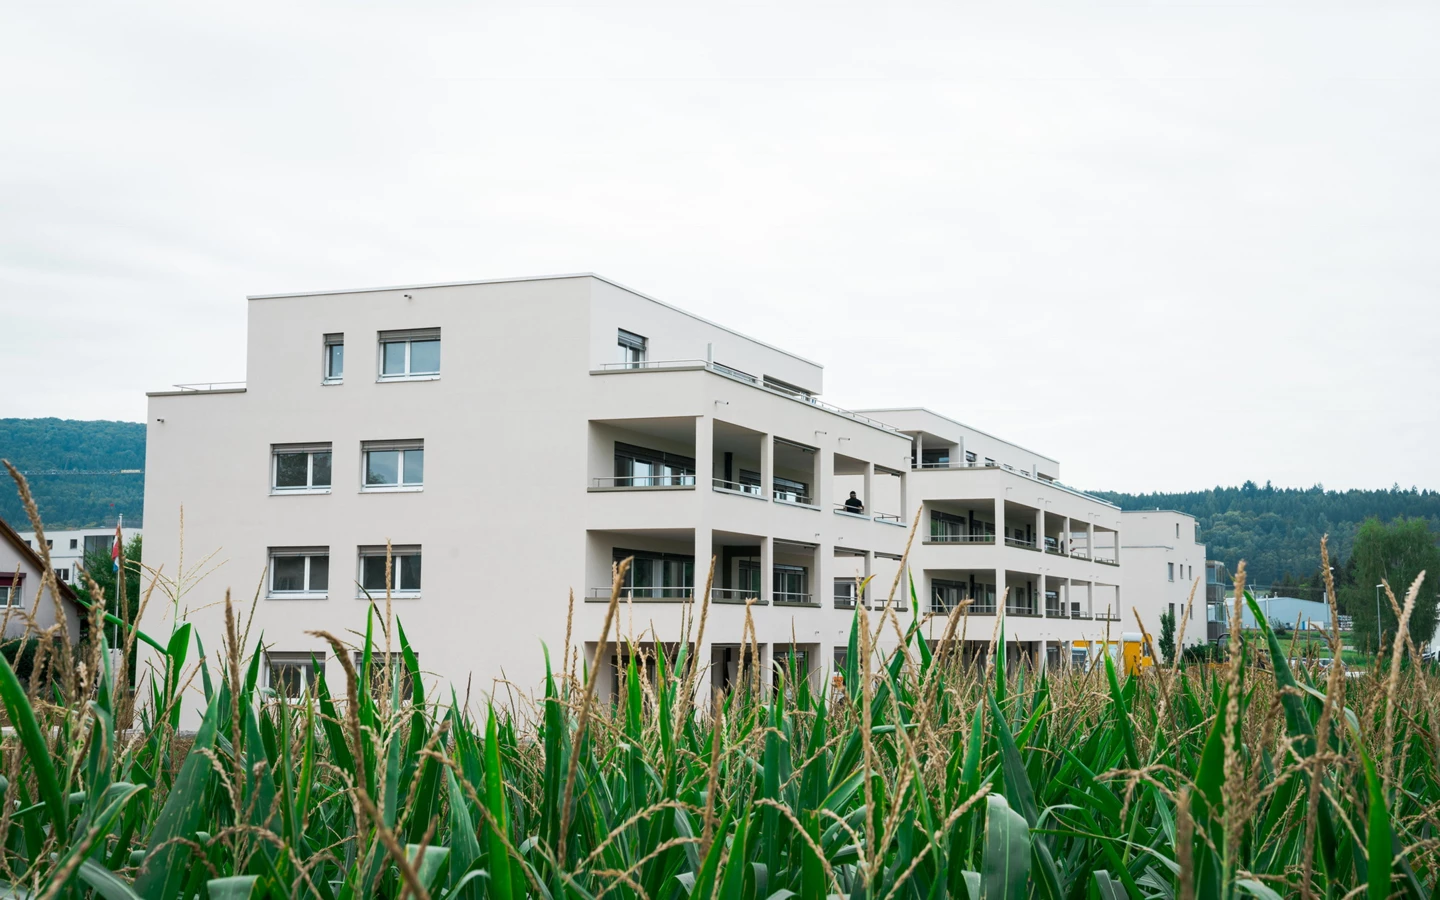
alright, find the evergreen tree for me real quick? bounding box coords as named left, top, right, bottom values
left=1159, top=607, right=1176, bottom=664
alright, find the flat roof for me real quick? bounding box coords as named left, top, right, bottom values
left=246, top=272, right=823, bottom=370
left=854, top=407, right=1060, bottom=464
left=1121, top=508, right=1199, bottom=520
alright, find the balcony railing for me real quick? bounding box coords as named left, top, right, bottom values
left=1044, top=545, right=1067, bottom=557
left=172, top=381, right=246, bottom=392
left=712, top=477, right=764, bottom=497
left=586, top=586, right=694, bottom=602
left=594, top=358, right=902, bottom=435
left=1071, top=549, right=1091, bottom=561
left=774, top=592, right=816, bottom=606
left=711, top=588, right=764, bottom=605
left=909, top=460, right=1120, bottom=508
left=592, top=475, right=696, bottom=488
left=914, top=460, right=994, bottom=470
left=833, top=504, right=868, bottom=518
left=1006, top=604, right=1042, bottom=618
left=1095, top=611, right=1122, bottom=622
left=1004, top=536, right=1039, bottom=551
left=774, top=490, right=816, bottom=507
left=873, top=512, right=904, bottom=525
left=926, top=533, right=994, bottom=544
left=1094, top=556, right=1119, bottom=567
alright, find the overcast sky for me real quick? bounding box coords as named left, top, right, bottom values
left=3, top=2, right=1437, bottom=493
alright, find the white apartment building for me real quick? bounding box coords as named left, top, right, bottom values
left=18, top=527, right=141, bottom=587
left=141, top=274, right=1191, bottom=708
left=1120, top=510, right=1207, bottom=650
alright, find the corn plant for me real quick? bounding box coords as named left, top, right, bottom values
left=2, top=470, right=1439, bottom=898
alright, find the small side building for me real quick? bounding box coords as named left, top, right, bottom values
left=0, top=516, right=83, bottom=641
left=1120, top=509, right=1207, bottom=649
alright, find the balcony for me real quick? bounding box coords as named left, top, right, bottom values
left=1094, top=556, right=1119, bottom=567
left=1005, top=604, right=1043, bottom=618
left=1004, top=536, right=1040, bottom=552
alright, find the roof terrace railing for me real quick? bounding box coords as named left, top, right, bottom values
left=172, top=381, right=246, bottom=392
left=596, top=359, right=903, bottom=435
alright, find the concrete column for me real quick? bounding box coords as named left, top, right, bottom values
left=816, top=441, right=833, bottom=509
left=1036, top=504, right=1045, bottom=552
left=1038, top=639, right=1048, bottom=672
left=914, top=433, right=923, bottom=468
left=994, top=499, right=1006, bottom=547
left=760, top=535, right=773, bottom=606
left=1065, top=577, right=1073, bottom=617
left=863, top=462, right=874, bottom=516
left=1088, top=581, right=1095, bottom=616
left=1115, top=585, right=1123, bottom=623
left=761, top=433, right=774, bottom=500
left=1112, top=526, right=1121, bottom=564
left=957, top=435, right=965, bottom=467
left=996, top=568, right=1007, bottom=615
left=694, top=415, right=715, bottom=605
left=1087, top=521, right=1096, bottom=560
left=899, top=472, right=909, bottom=525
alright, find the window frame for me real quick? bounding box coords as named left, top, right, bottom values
left=357, top=546, right=423, bottom=598
left=617, top=329, right=647, bottom=368
left=323, top=333, right=344, bottom=384
left=361, top=440, right=425, bottom=492
left=0, top=584, right=17, bottom=607
left=265, top=652, right=327, bottom=703
left=267, top=548, right=331, bottom=599
left=271, top=444, right=333, bottom=495
left=377, top=329, right=441, bottom=381
left=1168, top=562, right=1175, bottom=582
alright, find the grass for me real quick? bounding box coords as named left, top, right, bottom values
left=2, top=465, right=1439, bottom=898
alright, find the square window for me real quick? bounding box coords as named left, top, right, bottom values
left=359, top=547, right=422, bottom=596
left=267, top=653, right=325, bottom=701
left=268, top=548, right=330, bottom=597
left=272, top=444, right=333, bottom=493
left=378, top=329, right=441, bottom=379
left=0, top=585, right=17, bottom=606
left=69, top=539, right=78, bottom=550
left=362, top=441, right=424, bottom=489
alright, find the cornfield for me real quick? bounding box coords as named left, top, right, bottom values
left=2, top=470, right=1439, bottom=899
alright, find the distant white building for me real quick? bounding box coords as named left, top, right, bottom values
left=141, top=273, right=1193, bottom=717
left=1120, top=510, right=1207, bottom=649
left=17, top=526, right=141, bottom=587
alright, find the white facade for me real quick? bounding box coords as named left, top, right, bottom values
left=141, top=273, right=1191, bottom=712
left=1120, top=510, right=1207, bottom=649
left=17, top=527, right=140, bottom=587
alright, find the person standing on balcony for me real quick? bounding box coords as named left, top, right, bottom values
left=845, top=491, right=865, bottom=514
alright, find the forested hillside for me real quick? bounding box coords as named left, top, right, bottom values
left=1092, top=481, right=1440, bottom=586
left=0, top=418, right=145, bottom=528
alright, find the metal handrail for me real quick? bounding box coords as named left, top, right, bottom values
left=833, top=504, right=868, bottom=517
left=1004, top=536, right=1039, bottom=550
left=173, top=381, right=246, bottom=391
left=711, top=588, right=763, bottom=604
left=774, top=491, right=816, bottom=506
left=713, top=478, right=763, bottom=497
left=595, top=359, right=903, bottom=435
left=773, top=592, right=814, bottom=605
left=927, top=533, right=994, bottom=544
left=910, top=460, right=1120, bottom=509
left=1094, top=556, right=1119, bottom=566
left=1045, top=546, right=1067, bottom=556
left=1006, top=606, right=1043, bottom=618
left=1071, top=549, right=1091, bottom=560
left=592, top=474, right=696, bottom=488
left=587, top=586, right=694, bottom=600
left=873, top=512, right=903, bottom=523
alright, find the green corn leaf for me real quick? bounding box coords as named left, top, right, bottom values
left=981, top=794, right=1029, bottom=900
left=483, top=706, right=515, bottom=900
left=77, top=858, right=144, bottom=900
left=205, top=876, right=259, bottom=900
left=0, top=652, right=66, bottom=839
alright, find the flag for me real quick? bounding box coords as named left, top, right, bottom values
left=112, top=520, right=123, bottom=574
